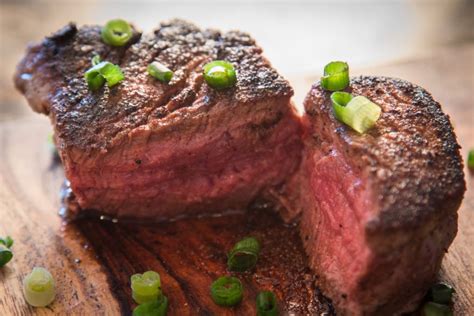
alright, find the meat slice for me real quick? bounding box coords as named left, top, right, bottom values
left=300, top=76, right=465, bottom=315
left=14, top=20, right=303, bottom=220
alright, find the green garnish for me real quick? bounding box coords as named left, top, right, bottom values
left=147, top=62, right=173, bottom=83
left=430, top=282, right=455, bottom=305
left=203, top=60, right=237, bottom=90
left=84, top=61, right=124, bottom=91
left=91, top=55, right=101, bottom=66
left=23, top=267, right=56, bottom=307
left=423, top=302, right=453, bottom=316
left=331, top=92, right=381, bottom=134
left=0, top=236, right=13, bottom=248
left=468, top=149, right=474, bottom=171
left=131, top=271, right=162, bottom=304
left=101, top=19, right=133, bottom=47
left=0, top=245, right=13, bottom=267
left=321, top=61, right=350, bottom=91
left=227, top=237, right=260, bottom=272
left=256, top=291, right=278, bottom=316
left=210, top=276, right=243, bottom=306
left=133, top=295, right=168, bottom=316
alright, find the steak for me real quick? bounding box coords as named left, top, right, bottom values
left=300, top=76, right=465, bottom=314
left=14, top=20, right=303, bottom=220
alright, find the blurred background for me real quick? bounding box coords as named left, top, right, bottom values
left=0, top=0, right=473, bottom=116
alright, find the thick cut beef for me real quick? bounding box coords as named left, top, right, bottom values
left=300, top=76, right=465, bottom=315
left=14, top=20, right=303, bottom=220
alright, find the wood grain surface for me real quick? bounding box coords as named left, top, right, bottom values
left=1, top=45, right=473, bottom=315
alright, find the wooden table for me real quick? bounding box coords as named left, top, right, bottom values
left=1, top=45, right=473, bottom=315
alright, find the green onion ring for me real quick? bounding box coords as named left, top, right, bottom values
left=84, top=61, right=124, bottom=91
left=210, top=276, right=243, bottom=306
left=133, top=295, right=168, bottom=316
left=321, top=61, right=350, bottom=91
left=101, top=19, right=133, bottom=47
left=331, top=92, right=381, bottom=134
left=203, top=60, right=237, bottom=90
left=131, top=271, right=162, bottom=304
left=91, top=55, right=101, bottom=66
left=227, top=237, right=260, bottom=272
left=256, top=291, right=278, bottom=316
left=430, top=283, right=455, bottom=305
left=147, top=62, right=174, bottom=83
left=23, top=267, right=56, bottom=307
left=0, top=245, right=13, bottom=267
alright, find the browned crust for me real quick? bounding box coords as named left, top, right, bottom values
left=304, top=76, right=465, bottom=233
left=14, top=19, right=293, bottom=152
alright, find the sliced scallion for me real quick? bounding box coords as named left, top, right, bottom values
left=430, top=283, right=455, bottom=305
left=422, top=302, right=453, bottom=316
left=210, top=276, right=243, bottom=307
left=133, top=295, right=168, bottom=316
left=147, top=62, right=173, bottom=83
left=227, top=237, right=260, bottom=272
left=203, top=60, right=237, bottom=90
left=23, top=267, right=55, bottom=307
left=84, top=61, right=124, bottom=91
left=0, top=245, right=13, bottom=267
left=321, top=61, right=349, bottom=91
left=131, top=271, right=162, bottom=304
left=331, top=92, right=381, bottom=134
left=101, top=19, right=133, bottom=47
left=468, top=149, right=474, bottom=171
left=256, top=291, right=278, bottom=316
left=91, top=55, right=101, bottom=66
left=0, top=236, right=13, bottom=248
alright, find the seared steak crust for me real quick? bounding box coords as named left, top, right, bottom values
left=15, top=19, right=292, bottom=152
left=302, top=76, right=465, bottom=314
left=305, top=76, right=465, bottom=232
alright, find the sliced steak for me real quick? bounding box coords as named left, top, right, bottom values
left=300, top=76, right=465, bottom=315
left=14, top=20, right=303, bottom=220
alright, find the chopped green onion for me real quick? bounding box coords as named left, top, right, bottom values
left=133, top=295, right=168, bottom=316
left=84, top=61, right=124, bottom=91
left=203, top=60, right=237, bottom=90
left=430, top=283, right=455, bottom=305
left=331, top=92, right=381, bottom=134
left=0, top=245, right=13, bottom=267
left=321, top=61, right=350, bottom=91
left=227, top=237, right=260, bottom=272
left=147, top=62, right=173, bottom=83
left=101, top=19, right=133, bottom=47
left=256, top=291, right=278, bottom=316
left=423, top=302, right=453, bottom=316
left=210, top=276, right=243, bottom=306
left=91, top=55, right=101, bottom=66
left=468, top=149, right=474, bottom=171
left=23, top=267, right=55, bottom=307
left=0, top=236, right=13, bottom=248
left=131, top=271, right=162, bottom=304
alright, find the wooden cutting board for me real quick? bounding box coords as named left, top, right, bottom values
left=1, top=45, right=473, bottom=315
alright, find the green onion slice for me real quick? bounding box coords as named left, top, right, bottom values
left=203, top=60, right=237, bottom=90
left=227, top=237, right=260, bottom=272
left=133, top=295, right=168, bottom=316
left=321, top=61, right=350, bottom=91
left=91, top=55, right=101, bottom=66
left=430, top=283, right=455, bottom=305
left=101, top=19, right=133, bottom=47
left=256, top=291, right=278, bottom=316
left=147, top=62, right=173, bottom=83
left=422, top=302, right=453, bottom=316
left=468, top=149, right=474, bottom=171
left=23, top=267, right=56, bottom=307
left=84, top=61, right=124, bottom=91
left=0, top=245, right=13, bottom=267
left=0, top=236, right=13, bottom=248
left=131, top=271, right=162, bottom=304
left=210, top=276, right=243, bottom=306
left=331, top=92, right=381, bottom=134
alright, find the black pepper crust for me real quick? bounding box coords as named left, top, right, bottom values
left=14, top=19, right=293, bottom=151
left=305, top=76, right=465, bottom=231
